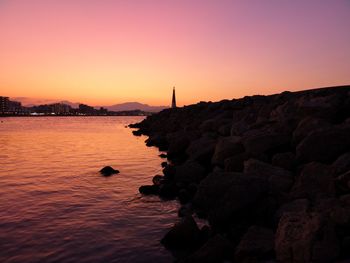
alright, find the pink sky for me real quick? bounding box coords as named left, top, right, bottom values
left=0, top=0, right=349, bottom=106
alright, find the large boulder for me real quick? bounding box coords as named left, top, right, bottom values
left=296, top=124, right=350, bottom=163
left=181, top=235, right=233, bottom=263
left=332, top=152, right=350, bottom=176
left=193, top=172, right=268, bottom=227
left=161, top=216, right=201, bottom=249
left=186, top=136, right=217, bottom=163
left=272, top=152, right=296, bottom=171
left=274, top=199, right=310, bottom=223
left=174, top=160, right=206, bottom=185
left=289, top=162, right=335, bottom=200
left=211, top=136, right=244, bottom=166
left=224, top=153, right=247, bottom=172
left=275, top=212, right=339, bottom=263
left=244, top=159, right=294, bottom=194
left=235, top=226, right=275, bottom=262
left=292, top=117, right=331, bottom=145
left=242, top=133, right=291, bottom=158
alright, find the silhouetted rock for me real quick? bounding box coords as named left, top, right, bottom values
left=193, top=172, right=268, bottom=228
left=129, top=85, right=350, bottom=262
left=211, top=136, right=244, bottom=166
left=181, top=235, right=233, bottom=263
left=275, top=212, right=339, bottom=263
left=244, top=159, right=294, bottom=194
left=99, top=166, right=119, bottom=176
left=235, top=226, right=275, bottom=262
left=290, top=162, right=335, bottom=200
left=139, top=185, right=159, bottom=195
left=161, top=216, right=201, bottom=249
left=296, top=124, right=350, bottom=163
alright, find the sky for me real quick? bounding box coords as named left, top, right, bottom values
left=0, top=0, right=349, bottom=106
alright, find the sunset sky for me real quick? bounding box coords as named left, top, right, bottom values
left=0, top=0, right=349, bottom=106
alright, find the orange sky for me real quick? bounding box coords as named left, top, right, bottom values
left=0, top=1, right=349, bottom=106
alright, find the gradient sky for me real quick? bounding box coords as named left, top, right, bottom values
left=0, top=0, right=349, bottom=106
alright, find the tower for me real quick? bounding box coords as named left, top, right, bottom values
left=171, top=87, right=176, bottom=108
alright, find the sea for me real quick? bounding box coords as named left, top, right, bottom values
left=0, top=116, right=178, bottom=263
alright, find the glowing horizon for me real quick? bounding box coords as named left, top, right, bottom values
left=1, top=0, right=349, bottom=106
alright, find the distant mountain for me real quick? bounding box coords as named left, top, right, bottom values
left=102, top=102, right=168, bottom=112
left=13, top=97, right=81, bottom=108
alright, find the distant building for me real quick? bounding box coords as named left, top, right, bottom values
left=78, top=104, right=96, bottom=115
left=0, top=96, right=9, bottom=113
left=8, top=100, right=22, bottom=113
left=51, top=103, right=71, bottom=114
left=171, top=87, right=176, bottom=108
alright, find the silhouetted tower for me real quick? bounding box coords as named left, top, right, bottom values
left=171, top=87, right=177, bottom=108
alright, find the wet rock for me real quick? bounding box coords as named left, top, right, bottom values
left=162, top=164, right=176, bottom=179
left=161, top=216, right=201, bottom=249
left=235, top=226, right=275, bottom=262
left=174, top=160, right=206, bottom=184
left=244, top=159, right=294, bottom=194
left=296, top=124, right=350, bottom=163
left=272, top=152, right=296, bottom=171
left=99, top=166, right=119, bottom=176
left=290, top=162, right=335, bottom=200
left=152, top=175, right=165, bottom=185
left=211, top=136, right=244, bottom=166
left=161, top=161, right=168, bottom=168
left=159, top=153, right=167, bottom=158
left=139, top=185, right=159, bottom=195
left=275, top=212, right=339, bottom=263
left=159, top=183, right=178, bottom=200
left=181, top=235, right=233, bottom=263
left=178, top=189, right=192, bottom=204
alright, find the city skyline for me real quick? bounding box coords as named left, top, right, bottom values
left=1, top=1, right=350, bottom=106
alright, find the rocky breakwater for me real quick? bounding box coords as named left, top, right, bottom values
left=130, top=85, right=350, bottom=262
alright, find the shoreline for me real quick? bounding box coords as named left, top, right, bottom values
left=131, top=85, right=350, bottom=262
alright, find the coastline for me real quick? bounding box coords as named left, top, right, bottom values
left=131, top=85, right=350, bottom=262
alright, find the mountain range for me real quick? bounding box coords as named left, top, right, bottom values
left=13, top=97, right=168, bottom=112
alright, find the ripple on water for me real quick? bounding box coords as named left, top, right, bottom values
left=0, top=117, right=176, bottom=263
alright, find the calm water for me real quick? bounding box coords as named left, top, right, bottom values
left=0, top=117, right=178, bottom=263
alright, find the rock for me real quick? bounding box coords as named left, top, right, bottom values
left=181, top=235, right=233, bottom=263
left=211, top=136, right=244, bottom=166
left=296, top=124, right=350, bottom=163
left=152, top=175, right=165, bottom=185
left=290, top=162, right=335, bottom=200
left=292, top=117, right=331, bottom=145
left=162, top=164, right=176, bottom=179
left=159, top=153, right=167, bottom=158
left=178, top=205, right=193, bottom=217
left=145, top=133, right=168, bottom=150
left=174, top=161, right=206, bottom=185
left=161, top=161, right=168, bottom=168
left=243, top=133, right=291, bottom=158
left=161, top=216, right=201, bottom=249
left=332, top=152, right=350, bottom=176
left=224, top=153, right=246, bottom=172
left=166, top=131, right=192, bottom=157
left=139, top=185, right=159, bottom=195
left=159, top=183, right=178, bottom=200
left=244, top=159, right=294, bottom=194
left=275, top=212, right=339, bottom=263
left=193, top=172, right=268, bottom=228
left=272, top=152, right=296, bottom=171
left=274, top=199, right=309, bottom=223
left=335, top=170, right=350, bottom=194
left=186, top=136, right=217, bottom=164
left=235, top=226, right=275, bottom=262
left=178, top=188, right=192, bottom=204
left=99, top=166, right=119, bottom=176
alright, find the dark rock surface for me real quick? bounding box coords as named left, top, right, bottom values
left=99, top=166, right=119, bottom=176
left=130, top=85, right=350, bottom=262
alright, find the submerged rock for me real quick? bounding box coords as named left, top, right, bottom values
left=99, top=166, right=119, bottom=176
